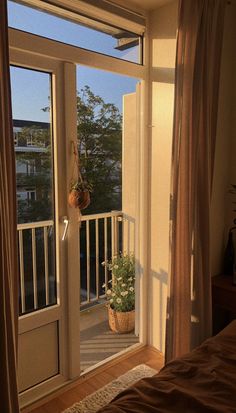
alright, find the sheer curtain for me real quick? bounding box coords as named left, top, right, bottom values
left=166, top=0, right=227, bottom=361
left=0, top=0, right=19, bottom=411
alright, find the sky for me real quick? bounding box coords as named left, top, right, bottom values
left=8, top=0, right=140, bottom=122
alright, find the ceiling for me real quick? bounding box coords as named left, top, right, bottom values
left=123, top=0, right=173, bottom=12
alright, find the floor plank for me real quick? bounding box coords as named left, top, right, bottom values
left=22, top=346, right=163, bottom=413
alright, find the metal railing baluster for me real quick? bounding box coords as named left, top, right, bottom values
left=32, top=228, right=38, bottom=310
left=95, top=219, right=99, bottom=300
left=104, top=217, right=108, bottom=290
left=19, top=230, right=25, bottom=314
left=86, top=220, right=90, bottom=303
left=44, top=226, right=49, bottom=306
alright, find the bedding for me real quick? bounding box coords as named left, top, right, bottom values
left=99, top=321, right=236, bottom=412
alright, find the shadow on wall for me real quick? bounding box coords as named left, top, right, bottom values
left=148, top=0, right=178, bottom=354
left=149, top=269, right=168, bottom=352
left=122, top=213, right=136, bottom=255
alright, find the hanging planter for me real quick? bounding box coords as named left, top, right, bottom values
left=68, top=180, right=92, bottom=210
left=68, top=141, right=92, bottom=211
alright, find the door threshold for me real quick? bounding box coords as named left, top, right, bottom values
left=81, top=341, right=143, bottom=377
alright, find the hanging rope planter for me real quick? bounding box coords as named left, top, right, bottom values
left=68, top=141, right=92, bottom=210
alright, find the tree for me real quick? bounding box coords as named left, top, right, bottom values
left=77, top=85, right=122, bottom=215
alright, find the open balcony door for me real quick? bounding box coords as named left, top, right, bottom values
left=10, top=50, right=80, bottom=406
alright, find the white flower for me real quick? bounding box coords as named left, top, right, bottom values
left=113, top=264, right=118, bottom=269
left=121, top=291, right=126, bottom=297
left=124, top=291, right=128, bottom=296
left=112, top=292, right=116, bottom=297
left=110, top=298, right=113, bottom=304
left=108, top=279, right=112, bottom=283
left=102, top=283, right=106, bottom=288
left=129, top=287, right=134, bottom=292
left=117, top=277, right=122, bottom=281
left=116, top=298, right=122, bottom=304
left=106, top=289, right=112, bottom=295
left=121, top=283, right=126, bottom=287
left=128, top=277, right=133, bottom=281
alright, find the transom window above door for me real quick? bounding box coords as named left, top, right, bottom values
left=8, top=0, right=143, bottom=64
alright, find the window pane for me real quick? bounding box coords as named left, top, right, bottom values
left=8, top=0, right=142, bottom=64
left=10, top=66, right=57, bottom=315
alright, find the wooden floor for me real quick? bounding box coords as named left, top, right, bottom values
left=22, top=346, right=164, bottom=413
left=80, top=304, right=139, bottom=370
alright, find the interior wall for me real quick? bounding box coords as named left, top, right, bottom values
left=210, top=2, right=236, bottom=277
left=148, top=0, right=178, bottom=352
left=122, top=92, right=137, bottom=256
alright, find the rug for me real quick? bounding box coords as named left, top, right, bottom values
left=62, top=364, right=157, bottom=413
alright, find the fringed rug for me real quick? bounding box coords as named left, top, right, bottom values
left=62, top=364, right=157, bottom=413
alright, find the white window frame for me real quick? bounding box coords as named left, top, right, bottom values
left=13, top=0, right=147, bottom=37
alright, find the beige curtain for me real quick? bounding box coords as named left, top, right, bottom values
left=166, top=0, right=226, bottom=361
left=0, top=1, right=19, bottom=411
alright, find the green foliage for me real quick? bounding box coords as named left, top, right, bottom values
left=77, top=86, right=122, bottom=214
left=70, top=180, right=93, bottom=193
left=102, top=254, right=135, bottom=312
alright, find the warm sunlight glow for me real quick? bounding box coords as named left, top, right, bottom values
left=152, top=39, right=176, bottom=68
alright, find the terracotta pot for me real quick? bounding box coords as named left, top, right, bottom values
left=108, top=306, right=135, bottom=334
left=68, top=189, right=90, bottom=209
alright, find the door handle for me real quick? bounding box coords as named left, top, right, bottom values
left=62, top=216, right=69, bottom=241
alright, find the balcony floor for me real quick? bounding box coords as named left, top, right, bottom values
left=80, top=304, right=139, bottom=371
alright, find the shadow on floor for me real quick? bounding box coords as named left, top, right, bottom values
left=80, top=305, right=139, bottom=371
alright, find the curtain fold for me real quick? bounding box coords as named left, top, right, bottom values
left=0, top=1, right=19, bottom=411
left=166, top=0, right=226, bottom=362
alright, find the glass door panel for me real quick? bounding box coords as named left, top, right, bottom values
left=9, top=61, right=68, bottom=396
left=10, top=66, right=57, bottom=316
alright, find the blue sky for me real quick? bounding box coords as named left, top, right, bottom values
left=8, top=1, right=139, bottom=122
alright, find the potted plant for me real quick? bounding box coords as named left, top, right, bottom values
left=68, top=180, right=92, bottom=210
left=102, top=254, right=135, bottom=333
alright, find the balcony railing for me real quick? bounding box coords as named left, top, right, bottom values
left=17, top=211, right=135, bottom=316
left=79, top=211, right=123, bottom=308
left=17, top=220, right=55, bottom=315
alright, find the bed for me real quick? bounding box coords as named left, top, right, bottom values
left=99, top=320, right=236, bottom=412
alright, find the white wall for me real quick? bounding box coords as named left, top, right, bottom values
left=210, top=2, right=236, bottom=276
left=148, top=0, right=178, bottom=352
left=122, top=92, right=137, bottom=255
